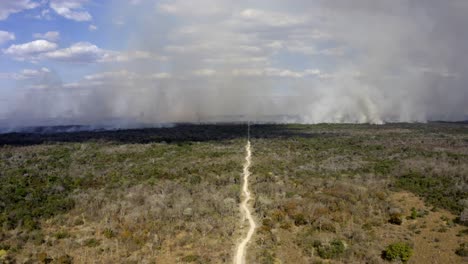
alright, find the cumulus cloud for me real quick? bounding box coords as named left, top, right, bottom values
left=3, top=40, right=162, bottom=64
left=0, top=0, right=39, bottom=20
left=238, top=9, right=308, bottom=27
left=0, top=31, right=15, bottom=45
left=3, top=0, right=468, bottom=128
left=88, top=24, right=98, bottom=31
left=193, top=69, right=216, bottom=77
left=43, top=42, right=103, bottom=62
left=13, top=67, right=51, bottom=80
left=157, top=0, right=229, bottom=16
left=49, top=0, right=92, bottom=21
left=232, top=68, right=324, bottom=78
left=33, top=31, right=60, bottom=41
left=3, top=40, right=58, bottom=60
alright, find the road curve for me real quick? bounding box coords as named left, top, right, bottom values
left=234, top=140, right=257, bottom=264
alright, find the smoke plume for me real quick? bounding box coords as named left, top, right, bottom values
left=2, top=0, right=468, bottom=130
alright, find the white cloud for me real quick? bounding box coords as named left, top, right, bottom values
left=14, top=67, right=51, bottom=80
left=151, top=73, right=171, bottom=79
left=287, top=42, right=318, bottom=55
left=44, top=44, right=166, bottom=64
left=193, top=69, right=216, bottom=77
left=84, top=70, right=138, bottom=81
left=3, top=40, right=164, bottom=64
left=61, top=70, right=172, bottom=89
left=0, top=0, right=39, bottom=20
left=0, top=67, right=51, bottom=81
left=238, top=9, right=308, bottom=27
left=232, top=67, right=324, bottom=78
left=42, top=42, right=104, bottom=63
left=33, top=31, right=60, bottom=41
left=88, top=24, right=97, bottom=31
left=83, top=70, right=171, bottom=82
left=101, top=50, right=167, bottom=63
left=35, top=8, right=52, bottom=20
left=158, top=0, right=228, bottom=16
left=3, top=40, right=58, bottom=60
left=0, top=31, right=15, bottom=45
left=49, top=0, right=92, bottom=22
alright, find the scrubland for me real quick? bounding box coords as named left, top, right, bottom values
left=0, top=123, right=467, bottom=263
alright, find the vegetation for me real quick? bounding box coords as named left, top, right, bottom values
left=455, top=242, right=468, bottom=257
left=315, top=240, right=346, bottom=259
left=395, top=172, right=467, bottom=213
left=382, top=242, right=413, bottom=262
left=0, top=123, right=466, bottom=263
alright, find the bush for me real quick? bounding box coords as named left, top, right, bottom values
left=455, top=243, right=468, bottom=257
left=315, top=240, right=346, bottom=259
left=103, top=228, right=115, bottom=239
left=395, top=172, right=466, bottom=214
left=382, top=242, right=413, bottom=263
left=56, top=254, right=73, bottom=264
left=389, top=214, right=403, bottom=225
left=408, top=208, right=418, bottom=220
left=37, top=252, right=53, bottom=263
left=83, top=238, right=100, bottom=247
left=54, top=231, right=70, bottom=240
left=293, top=213, right=308, bottom=226
left=181, top=254, right=202, bottom=263
left=0, top=249, right=8, bottom=259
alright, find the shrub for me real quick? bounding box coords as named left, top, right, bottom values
left=457, top=229, right=468, bottom=237
left=315, top=240, right=346, bottom=259
left=408, top=208, right=418, bottom=220
left=382, top=242, right=413, bottom=263
left=455, top=243, right=468, bottom=257
left=37, top=252, right=53, bottom=263
left=103, top=228, right=115, bottom=239
left=293, top=213, right=308, bottom=226
left=181, top=254, right=202, bottom=262
left=54, top=231, right=70, bottom=239
left=395, top=172, right=466, bottom=214
left=83, top=238, right=100, bottom=247
left=0, top=249, right=7, bottom=259
left=56, top=254, right=73, bottom=264
left=389, top=214, right=403, bottom=225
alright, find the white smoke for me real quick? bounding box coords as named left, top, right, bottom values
left=2, top=0, right=468, bottom=129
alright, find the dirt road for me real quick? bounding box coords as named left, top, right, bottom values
left=234, top=140, right=257, bottom=264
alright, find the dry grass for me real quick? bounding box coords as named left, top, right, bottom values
left=0, top=123, right=467, bottom=263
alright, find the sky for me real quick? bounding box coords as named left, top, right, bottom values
left=0, top=0, right=467, bottom=129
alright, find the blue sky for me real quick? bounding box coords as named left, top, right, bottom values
left=0, top=0, right=467, bottom=127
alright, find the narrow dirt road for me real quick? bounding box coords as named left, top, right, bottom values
left=234, top=139, right=256, bottom=264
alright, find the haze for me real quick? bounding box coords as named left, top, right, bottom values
left=1, top=0, right=468, bottom=130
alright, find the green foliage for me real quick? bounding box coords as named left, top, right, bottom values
left=315, top=240, right=346, bottom=259
left=181, top=254, right=202, bottom=263
left=0, top=249, right=8, bottom=259
left=409, top=208, right=418, bottom=220
left=382, top=242, right=413, bottom=263
left=83, top=238, right=100, bottom=247
left=455, top=243, right=468, bottom=257
left=457, top=229, right=468, bottom=237
left=103, top=228, right=115, bottom=239
left=0, top=147, right=76, bottom=230
left=29, top=231, right=45, bottom=245
left=395, top=172, right=467, bottom=213
left=374, top=160, right=397, bottom=175
left=54, top=231, right=70, bottom=240
left=292, top=213, right=308, bottom=226
left=258, top=249, right=276, bottom=264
